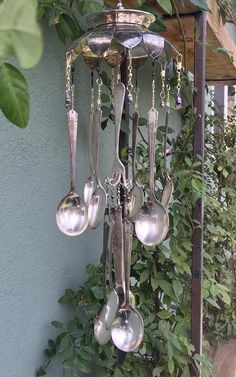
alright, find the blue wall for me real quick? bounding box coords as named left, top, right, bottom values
left=0, top=25, right=183, bottom=377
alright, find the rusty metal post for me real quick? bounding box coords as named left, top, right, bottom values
left=191, top=11, right=207, bottom=376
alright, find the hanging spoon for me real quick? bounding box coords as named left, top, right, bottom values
left=88, top=108, right=107, bottom=229
left=84, top=93, right=96, bottom=205
left=109, top=81, right=127, bottom=187
left=111, top=218, right=144, bottom=352
left=161, top=109, right=174, bottom=208
left=135, top=108, right=169, bottom=246
left=127, top=111, right=144, bottom=221
left=104, top=206, right=125, bottom=329
left=56, top=110, right=88, bottom=236
left=94, top=217, right=114, bottom=345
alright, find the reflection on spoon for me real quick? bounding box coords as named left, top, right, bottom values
left=56, top=110, right=88, bottom=236
left=135, top=108, right=169, bottom=246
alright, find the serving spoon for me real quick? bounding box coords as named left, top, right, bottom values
left=56, top=110, right=88, bottom=236
left=135, top=108, right=169, bottom=246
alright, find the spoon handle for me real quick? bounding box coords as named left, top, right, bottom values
left=123, top=218, right=133, bottom=305
left=114, top=82, right=125, bottom=158
left=110, top=82, right=126, bottom=186
left=147, top=108, right=158, bottom=201
left=161, top=109, right=174, bottom=208
left=89, top=108, right=95, bottom=175
left=92, top=108, right=102, bottom=185
left=132, top=112, right=139, bottom=185
left=67, top=110, right=78, bottom=193
left=111, top=207, right=125, bottom=294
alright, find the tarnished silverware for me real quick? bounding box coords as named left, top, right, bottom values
left=135, top=108, right=169, bottom=246
left=127, top=111, right=144, bottom=221
left=56, top=110, right=88, bottom=236
left=109, top=82, right=127, bottom=187
left=88, top=109, right=107, bottom=229
left=111, top=218, right=144, bottom=352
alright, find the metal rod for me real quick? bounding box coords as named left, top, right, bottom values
left=191, top=11, right=207, bottom=377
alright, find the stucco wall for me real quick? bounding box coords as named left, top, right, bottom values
left=0, top=25, right=183, bottom=377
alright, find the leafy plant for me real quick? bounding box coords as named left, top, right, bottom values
left=0, top=0, right=43, bottom=128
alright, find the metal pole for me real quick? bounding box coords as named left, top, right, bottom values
left=191, top=11, right=207, bottom=376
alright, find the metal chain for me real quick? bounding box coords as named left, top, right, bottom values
left=96, top=77, right=103, bottom=110
left=166, top=83, right=170, bottom=110
left=151, top=60, right=156, bottom=109
left=176, top=55, right=183, bottom=108
left=160, top=66, right=166, bottom=108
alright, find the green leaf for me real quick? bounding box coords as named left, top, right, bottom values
left=87, top=1, right=103, bottom=13
left=156, top=0, right=172, bottom=14
left=90, top=285, right=104, bottom=300
left=0, top=0, right=43, bottom=68
left=140, top=270, right=149, bottom=283
left=0, top=63, right=29, bottom=128
left=168, top=358, right=174, bottom=374
left=159, top=280, right=175, bottom=298
left=114, top=368, right=123, bottom=377
left=157, top=310, right=172, bottom=319
left=173, top=280, right=183, bottom=298
left=189, top=0, right=210, bottom=11
left=59, top=335, right=70, bottom=352
left=151, top=276, right=159, bottom=290
left=51, top=321, right=64, bottom=329
left=191, top=178, right=202, bottom=192
left=36, top=367, right=47, bottom=377
left=152, top=366, right=163, bottom=377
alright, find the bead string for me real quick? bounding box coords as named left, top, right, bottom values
left=160, top=65, right=166, bottom=109
left=127, top=49, right=134, bottom=103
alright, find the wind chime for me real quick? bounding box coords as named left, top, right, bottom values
left=56, top=1, right=183, bottom=353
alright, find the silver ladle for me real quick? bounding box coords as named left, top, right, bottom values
left=109, top=81, right=127, bottom=187
left=127, top=111, right=144, bottom=221
left=135, top=108, right=169, bottom=246
left=111, top=218, right=144, bottom=352
left=56, top=110, right=88, bottom=236
left=88, top=108, right=107, bottom=229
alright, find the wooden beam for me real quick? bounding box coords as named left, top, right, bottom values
left=105, top=0, right=236, bottom=84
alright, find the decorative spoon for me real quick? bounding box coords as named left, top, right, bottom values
left=56, top=110, right=88, bottom=236
left=161, top=109, right=174, bottom=208
left=109, top=81, right=127, bottom=187
left=111, top=218, right=144, bottom=352
left=94, top=218, right=114, bottom=345
left=88, top=108, right=107, bottom=229
left=84, top=95, right=96, bottom=205
left=127, top=111, right=144, bottom=221
left=135, top=108, right=169, bottom=246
